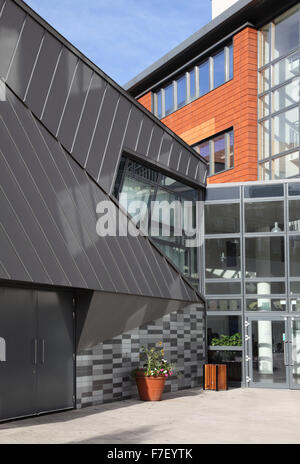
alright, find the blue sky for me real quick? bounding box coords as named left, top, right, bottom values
left=25, top=0, right=212, bottom=86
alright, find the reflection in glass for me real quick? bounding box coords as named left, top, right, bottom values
left=206, top=282, right=241, bottom=295
left=205, top=238, right=241, bottom=279
left=207, top=316, right=242, bottom=346
left=273, top=152, right=300, bottom=179
left=289, top=183, right=300, bottom=196
left=259, top=68, right=270, bottom=92
left=165, top=83, right=174, bottom=116
left=251, top=320, right=286, bottom=385
left=259, top=161, right=270, bottom=180
left=259, top=94, right=269, bottom=118
left=245, top=237, right=285, bottom=278
left=245, top=281, right=285, bottom=295
left=207, top=299, right=241, bottom=311
left=258, top=120, right=270, bottom=160
left=290, top=236, right=300, bottom=277
left=272, top=52, right=300, bottom=87
left=245, top=201, right=284, bottom=233
left=291, top=297, right=300, bottom=310
left=246, top=299, right=286, bottom=311
left=228, top=131, right=234, bottom=168
left=199, top=61, right=210, bottom=96
left=274, top=6, right=300, bottom=60
left=189, top=68, right=196, bottom=99
left=272, top=108, right=299, bottom=156
left=196, top=140, right=210, bottom=164
left=259, top=24, right=270, bottom=66
left=213, top=134, right=226, bottom=174
left=272, top=78, right=300, bottom=113
left=177, top=75, right=186, bottom=109
left=156, top=90, right=162, bottom=119
left=119, top=176, right=154, bottom=228
left=213, top=50, right=225, bottom=88
left=291, top=319, right=300, bottom=385
left=289, top=200, right=300, bottom=231
left=205, top=203, right=240, bottom=234
left=208, top=350, right=242, bottom=383
left=229, top=44, right=234, bottom=80
left=244, top=184, right=284, bottom=198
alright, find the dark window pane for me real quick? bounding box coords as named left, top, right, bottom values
left=205, top=203, right=240, bottom=234
left=289, top=182, right=300, bottom=196
left=213, top=50, right=225, bottom=88
left=207, top=316, right=242, bottom=345
left=245, top=201, right=284, bottom=233
left=274, top=6, right=300, bottom=60
left=156, top=90, right=162, bottom=118
left=244, top=184, right=284, bottom=198
left=229, top=130, right=234, bottom=168
left=190, top=68, right=196, bottom=98
left=213, top=134, right=226, bottom=173
left=206, top=282, right=241, bottom=295
left=205, top=238, right=241, bottom=279
left=290, top=236, right=300, bottom=277
left=113, top=156, right=126, bottom=198
left=229, top=44, right=234, bottom=80
left=245, top=281, right=286, bottom=295
left=127, top=159, right=158, bottom=182
left=207, top=299, right=241, bottom=311
left=177, top=75, right=186, bottom=108
left=246, top=298, right=287, bottom=311
left=208, top=350, right=242, bottom=383
left=195, top=141, right=210, bottom=163
left=289, top=200, right=300, bottom=231
left=199, top=60, right=210, bottom=96
left=245, top=237, right=285, bottom=278
left=291, top=281, right=300, bottom=294
left=205, top=186, right=240, bottom=201
left=165, top=83, right=174, bottom=116
left=291, top=297, right=300, bottom=310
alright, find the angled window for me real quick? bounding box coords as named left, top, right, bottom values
left=193, top=129, right=234, bottom=176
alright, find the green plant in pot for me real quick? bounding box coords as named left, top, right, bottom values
left=132, top=343, right=175, bottom=401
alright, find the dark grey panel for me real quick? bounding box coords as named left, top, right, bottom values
left=71, top=73, right=107, bottom=166
left=98, top=96, right=131, bottom=192
left=41, top=46, right=78, bottom=135
left=0, top=0, right=25, bottom=79
left=6, top=14, right=44, bottom=99
left=158, top=133, right=173, bottom=165
left=187, top=154, right=200, bottom=179
left=147, top=125, right=164, bottom=162
left=168, top=142, right=182, bottom=171
left=57, top=59, right=93, bottom=152
left=85, top=84, right=119, bottom=180
left=122, top=105, right=143, bottom=152
left=25, top=31, right=62, bottom=118
left=136, top=116, right=154, bottom=157
left=177, top=149, right=188, bottom=174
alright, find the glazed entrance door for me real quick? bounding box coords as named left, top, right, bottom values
left=287, top=318, right=300, bottom=390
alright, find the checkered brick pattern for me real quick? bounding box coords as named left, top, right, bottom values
left=76, top=304, right=205, bottom=408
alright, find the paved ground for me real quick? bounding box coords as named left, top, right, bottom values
left=0, top=387, right=300, bottom=444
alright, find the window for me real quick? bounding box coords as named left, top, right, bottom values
left=207, top=299, right=241, bottom=311
left=205, top=238, right=241, bottom=280
left=244, top=201, right=284, bottom=233
left=152, top=42, right=233, bottom=118
left=193, top=129, right=234, bottom=176
left=246, top=298, right=287, bottom=312
left=245, top=281, right=285, bottom=295
left=0, top=337, right=5, bottom=362
left=207, top=316, right=242, bottom=346
left=205, top=203, right=240, bottom=235
left=245, top=237, right=285, bottom=279
left=274, top=6, right=300, bottom=60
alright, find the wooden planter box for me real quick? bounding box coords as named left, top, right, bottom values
left=203, top=364, right=228, bottom=391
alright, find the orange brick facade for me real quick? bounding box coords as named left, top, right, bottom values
left=138, top=27, right=258, bottom=184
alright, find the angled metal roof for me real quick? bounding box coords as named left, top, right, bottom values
left=0, top=84, right=203, bottom=303
left=0, top=0, right=207, bottom=189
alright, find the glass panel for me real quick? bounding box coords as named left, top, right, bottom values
left=245, top=281, right=285, bottom=295
left=213, top=50, right=225, bottom=88
left=272, top=78, right=300, bottom=113
left=274, top=6, right=300, bottom=60
left=259, top=24, right=270, bottom=67
left=155, top=241, right=188, bottom=276
left=207, top=299, right=241, bottom=311
left=273, top=52, right=300, bottom=87
left=199, top=60, right=210, bottom=96
left=259, top=94, right=270, bottom=118
left=272, top=107, right=299, bottom=156
left=206, top=282, right=241, bottom=295
left=208, top=350, right=242, bottom=383
left=164, top=83, right=174, bottom=116
left=177, top=75, right=186, bottom=109
left=251, top=320, right=286, bottom=385
left=205, top=203, right=240, bottom=234
left=244, top=184, right=284, bottom=198
left=259, top=67, right=270, bottom=92
left=291, top=282, right=300, bottom=295
left=119, top=176, right=154, bottom=229
left=289, top=182, right=300, bottom=196
left=205, top=186, right=240, bottom=201
left=0, top=337, right=5, bottom=362
left=291, top=297, right=300, bottom=310
left=151, top=188, right=182, bottom=240
left=228, top=130, right=234, bottom=168
left=205, top=238, right=241, bottom=279
left=189, top=68, right=195, bottom=99
left=258, top=120, right=270, bottom=160
left=245, top=237, right=285, bottom=278
left=273, top=151, right=300, bottom=179
left=159, top=175, right=198, bottom=200
left=127, top=159, right=158, bottom=182
left=289, top=199, right=300, bottom=231
left=195, top=140, right=210, bottom=163
left=207, top=316, right=242, bottom=346
left=291, top=319, right=300, bottom=385
left=156, top=90, right=162, bottom=118
left=244, top=201, right=284, bottom=233
left=213, top=134, right=226, bottom=174
left=113, top=156, right=126, bottom=198
left=290, top=236, right=300, bottom=277
left=259, top=161, right=270, bottom=180
left=246, top=298, right=287, bottom=311
left=229, top=43, right=234, bottom=80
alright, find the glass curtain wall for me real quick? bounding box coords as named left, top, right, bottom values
left=115, top=157, right=200, bottom=286
left=258, top=5, right=300, bottom=179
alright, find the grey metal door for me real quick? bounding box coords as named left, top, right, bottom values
left=36, top=290, right=75, bottom=414
left=0, top=287, right=37, bottom=421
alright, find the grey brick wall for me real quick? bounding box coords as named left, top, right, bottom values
left=76, top=304, right=205, bottom=408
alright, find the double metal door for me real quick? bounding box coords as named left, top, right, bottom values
left=0, top=287, right=75, bottom=421
left=246, top=315, right=300, bottom=389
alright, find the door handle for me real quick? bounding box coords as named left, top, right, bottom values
left=34, top=339, right=38, bottom=365
left=41, top=339, right=45, bottom=365
left=284, top=341, right=289, bottom=366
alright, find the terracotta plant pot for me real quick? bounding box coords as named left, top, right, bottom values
left=135, top=374, right=166, bottom=401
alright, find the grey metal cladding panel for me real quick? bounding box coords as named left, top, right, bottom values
left=136, top=116, right=154, bottom=157
left=98, top=96, right=131, bottom=192
left=0, top=99, right=87, bottom=288
left=168, top=142, right=182, bottom=171
left=25, top=31, right=62, bottom=118
left=147, top=125, right=164, bottom=162
left=122, top=105, right=143, bottom=151
left=198, top=161, right=207, bottom=185
left=6, top=14, right=44, bottom=100
left=57, top=60, right=93, bottom=153
left=0, top=220, right=31, bottom=282
left=161, top=260, right=190, bottom=301
left=177, top=149, right=189, bottom=174
left=85, top=84, right=119, bottom=180
left=187, top=154, right=200, bottom=179
left=71, top=72, right=106, bottom=166
left=141, top=240, right=172, bottom=298
left=158, top=132, right=173, bottom=165
left=41, top=46, right=78, bottom=135
left=0, top=0, right=25, bottom=80
left=0, top=0, right=5, bottom=13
